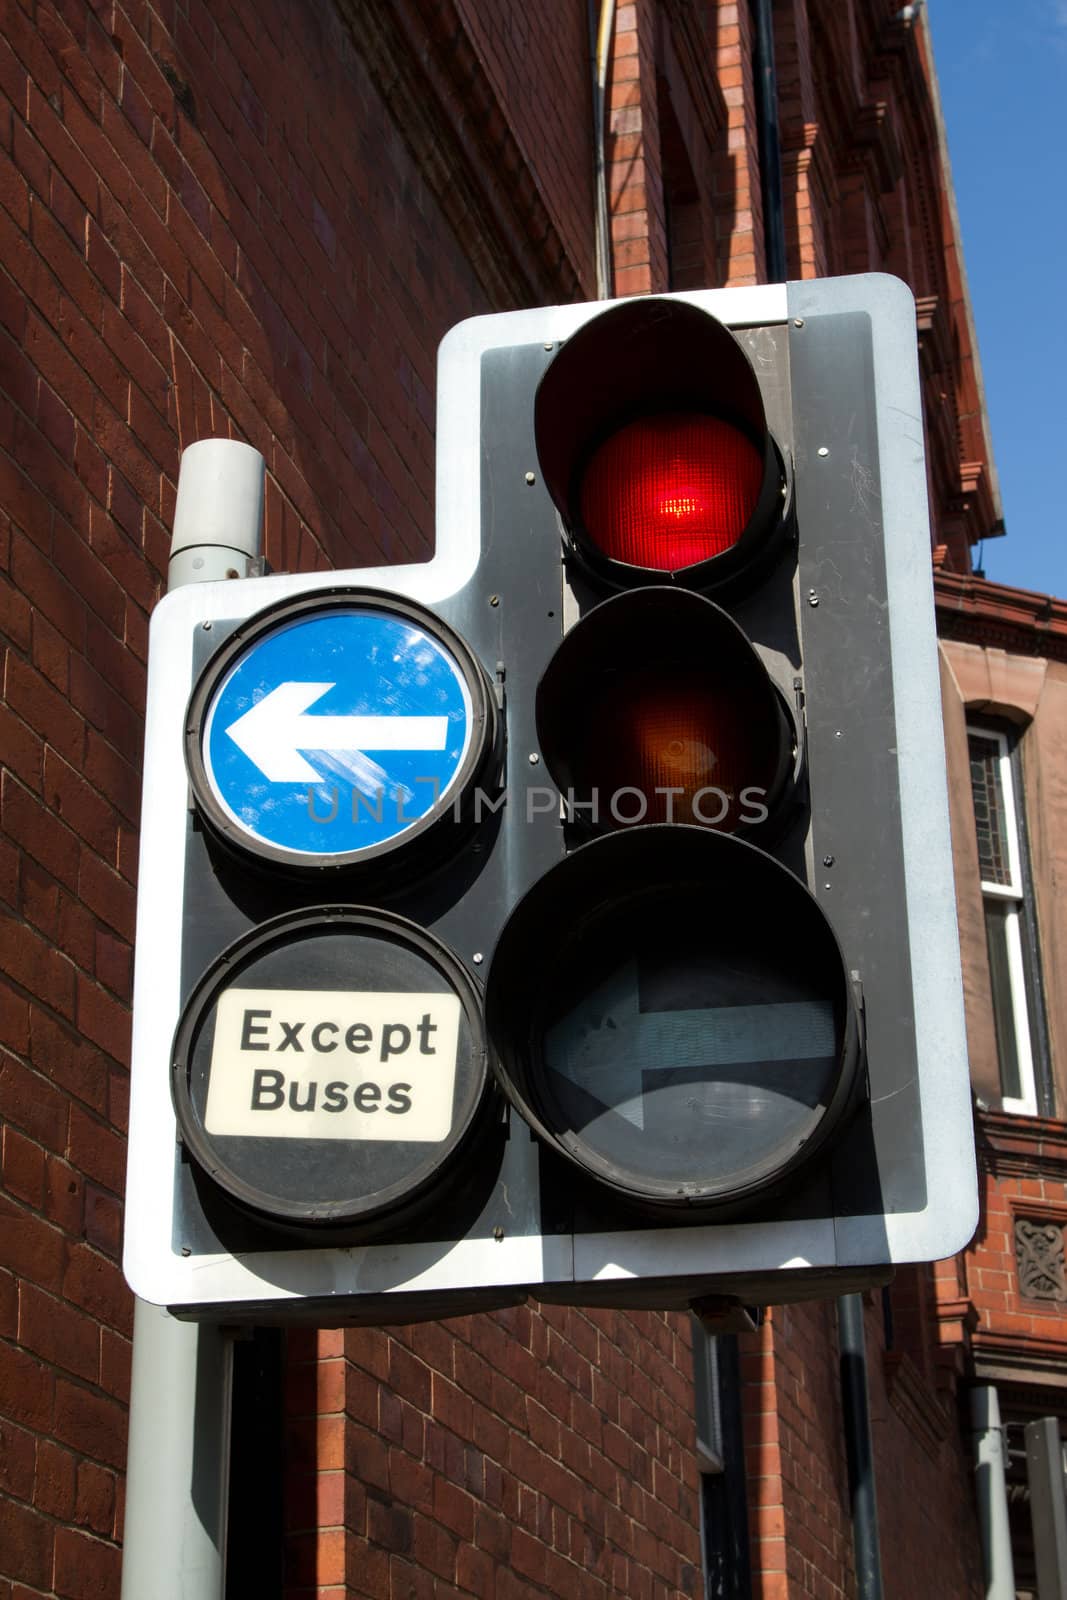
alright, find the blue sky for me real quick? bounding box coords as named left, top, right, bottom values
left=927, top=0, right=1066, bottom=599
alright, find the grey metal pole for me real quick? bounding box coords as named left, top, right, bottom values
left=121, top=440, right=265, bottom=1600
left=971, top=1385, right=1016, bottom=1600
left=121, top=1301, right=233, bottom=1599
left=1026, top=1416, right=1067, bottom=1600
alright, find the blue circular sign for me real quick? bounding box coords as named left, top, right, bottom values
left=196, top=600, right=477, bottom=861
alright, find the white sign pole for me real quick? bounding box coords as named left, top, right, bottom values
left=120, top=440, right=265, bottom=1600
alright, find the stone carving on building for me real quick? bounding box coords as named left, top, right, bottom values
left=1015, top=1217, right=1067, bottom=1302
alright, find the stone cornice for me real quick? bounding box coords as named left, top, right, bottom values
left=780, top=119, right=839, bottom=214
left=868, top=0, right=938, bottom=155
left=915, top=293, right=952, bottom=379
left=335, top=0, right=585, bottom=310
left=843, top=100, right=903, bottom=193
left=972, top=1330, right=1067, bottom=1390
left=873, top=4, right=923, bottom=64
left=974, top=1109, right=1067, bottom=1180
left=936, top=573, right=1067, bottom=663
left=944, top=461, right=997, bottom=546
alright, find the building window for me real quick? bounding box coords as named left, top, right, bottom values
left=968, top=724, right=1048, bottom=1115
left=656, top=74, right=709, bottom=292
left=691, top=1323, right=752, bottom=1599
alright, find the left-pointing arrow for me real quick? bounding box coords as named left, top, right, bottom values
left=545, top=963, right=835, bottom=1128
left=224, top=682, right=450, bottom=783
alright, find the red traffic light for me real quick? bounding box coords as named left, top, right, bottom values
left=535, top=297, right=789, bottom=591
left=579, top=412, right=765, bottom=571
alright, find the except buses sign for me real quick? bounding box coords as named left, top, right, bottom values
left=204, top=987, right=462, bottom=1141
left=169, top=905, right=489, bottom=1230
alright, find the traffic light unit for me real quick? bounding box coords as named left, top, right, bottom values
left=124, top=273, right=977, bottom=1322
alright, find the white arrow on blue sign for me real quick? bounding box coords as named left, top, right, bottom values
left=225, top=682, right=450, bottom=784
left=198, top=604, right=475, bottom=859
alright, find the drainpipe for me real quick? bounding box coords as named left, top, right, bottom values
left=589, top=0, right=616, bottom=298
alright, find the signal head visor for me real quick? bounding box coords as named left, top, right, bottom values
left=534, top=298, right=789, bottom=593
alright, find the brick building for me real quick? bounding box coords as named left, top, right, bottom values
left=1, top=2, right=1063, bottom=1598
left=933, top=568, right=1067, bottom=1597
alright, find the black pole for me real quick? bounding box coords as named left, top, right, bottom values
left=837, top=1293, right=885, bottom=1600
left=749, top=0, right=787, bottom=282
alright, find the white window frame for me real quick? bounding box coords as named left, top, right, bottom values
left=691, top=1316, right=724, bottom=1599
left=969, top=724, right=1038, bottom=1116
left=691, top=1316, right=725, bottom=1475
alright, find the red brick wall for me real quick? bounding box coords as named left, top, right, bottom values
left=742, top=1295, right=985, bottom=1600
left=740, top=1305, right=853, bottom=1600
left=0, top=6, right=711, bottom=1598
left=714, top=0, right=763, bottom=286
left=0, top=1, right=564, bottom=1593
left=956, top=1129, right=1067, bottom=1379
left=283, top=1307, right=704, bottom=1599
left=1, top=3, right=1010, bottom=1598
left=453, top=0, right=596, bottom=294
left=866, top=1286, right=984, bottom=1600
left=607, top=0, right=668, bottom=296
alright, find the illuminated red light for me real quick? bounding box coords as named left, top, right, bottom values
left=578, top=413, right=764, bottom=571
